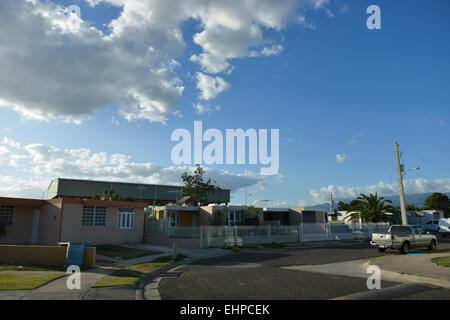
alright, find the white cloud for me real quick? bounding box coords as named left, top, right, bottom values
left=348, top=132, right=363, bottom=144
left=196, top=72, right=230, bottom=100
left=2, top=137, right=20, bottom=149
left=0, top=138, right=265, bottom=198
left=0, top=175, right=49, bottom=199
left=261, top=44, right=284, bottom=56
left=336, top=153, right=349, bottom=163
left=0, top=0, right=332, bottom=123
left=309, top=178, right=450, bottom=204
left=193, top=103, right=221, bottom=114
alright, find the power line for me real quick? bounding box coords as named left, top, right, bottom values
left=399, top=144, right=450, bottom=176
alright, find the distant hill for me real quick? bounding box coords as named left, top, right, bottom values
left=308, top=192, right=450, bottom=211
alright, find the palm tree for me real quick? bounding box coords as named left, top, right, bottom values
left=344, top=193, right=395, bottom=223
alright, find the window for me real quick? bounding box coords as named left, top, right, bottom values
left=118, top=208, right=135, bottom=230
left=167, top=211, right=178, bottom=227
left=82, top=206, right=106, bottom=226
left=390, top=226, right=412, bottom=234
left=0, top=205, right=14, bottom=226
left=227, top=211, right=243, bottom=226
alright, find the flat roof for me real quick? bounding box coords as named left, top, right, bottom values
left=0, top=197, right=147, bottom=208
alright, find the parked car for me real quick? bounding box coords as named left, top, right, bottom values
left=370, top=225, right=438, bottom=254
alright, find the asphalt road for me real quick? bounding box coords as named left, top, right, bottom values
left=159, top=240, right=450, bottom=300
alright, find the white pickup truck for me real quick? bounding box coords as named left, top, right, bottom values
left=370, top=225, right=438, bottom=254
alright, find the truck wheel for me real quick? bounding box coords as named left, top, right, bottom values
left=378, top=248, right=386, bottom=252
left=428, top=240, right=437, bottom=251
left=400, top=242, right=410, bottom=255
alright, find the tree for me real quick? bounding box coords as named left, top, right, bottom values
left=337, top=199, right=360, bottom=212
left=406, top=203, right=420, bottom=211
left=345, top=192, right=395, bottom=223
left=423, top=193, right=450, bottom=217
left=337, top=201, right=350, bottom=211
left=181, top=165, right=221, bottom=205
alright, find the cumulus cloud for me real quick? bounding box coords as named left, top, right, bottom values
left=336, top=153, right=349, bottom=163
left=261, top=44, right=284, bottom=56
left=309, top=178, right=450, bottom=204
left=0, top=0, right=332, bottom=123
left=0, top=136, right=265, bottom=198
left=196, top=72, right=230, bottom=100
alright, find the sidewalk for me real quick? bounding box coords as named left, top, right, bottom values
left=283, top=252, right=450, bottom=289
left=366, top=252, right=450, bottom=288
left=0, top=252, right=171, bottom=300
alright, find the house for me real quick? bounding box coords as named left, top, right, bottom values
left=151, top=204, right=263, bottom=227
left=0, top=197, right=147, bottom=245
left=290, top=208, right=328, bottom=224
left=263, top=208, right=300, bottom=225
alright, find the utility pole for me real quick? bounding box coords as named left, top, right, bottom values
left=395, top=142, right=408, bottom=225
left=329, top=192, right=334, bottom=212
left=244, top=188, right=252, bottom=206
left=137, top=185, right=146, bottom=202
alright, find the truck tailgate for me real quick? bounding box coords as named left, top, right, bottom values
left=372, top=233, right=392, bottom=246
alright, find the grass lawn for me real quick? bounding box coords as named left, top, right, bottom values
left=95, top=245, right=160, bottom=260
left=432, top=256, right=450, bottom=267
left=0, top=273, right=65, bottom=291
left=0, top=263, right=65, bottom=272
left=92, top=255, right=187, bottom=288
left=223, top=243, right=286, bottom=252
left=431, top=248, right=450, bottom=254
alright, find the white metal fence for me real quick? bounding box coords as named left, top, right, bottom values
left=145, top=221, right=390, bottom=248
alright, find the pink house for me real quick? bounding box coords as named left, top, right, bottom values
left=0, top=197, right=147, bottom=245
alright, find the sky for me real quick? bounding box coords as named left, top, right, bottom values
left=0, top=0, right=449, bottom=207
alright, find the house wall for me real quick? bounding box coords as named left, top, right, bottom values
left=60, top=203, right=145, bottom=245
left=288, top=211, right=302, bottom=225
left=38, top=202, right=62, bottom=245
left=199, top=207, right=214, bottom=226
left=0, top=205, right=35, bottom=244
left=290, top=208, right=326, bottom=224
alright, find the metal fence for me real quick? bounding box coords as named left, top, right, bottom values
left=145, top=220, right=390, bottom=248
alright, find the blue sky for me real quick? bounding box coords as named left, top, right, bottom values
left=0, top=0, right=449, bottom=206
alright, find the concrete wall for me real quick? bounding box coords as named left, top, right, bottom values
left=144, top=231, right=202, bottom=249
left=198, top=208, right=213, bottom=226
left=38, top=202, right=62, bottom=245
left=60, top=203, right=145, bottom=245
left=0, top=245, right=96, bottom=268
left=0, top=205, right=35, bottom=244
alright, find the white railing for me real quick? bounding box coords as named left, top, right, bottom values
left=168, top=227, right=201, bottom=239
left=145, top=221, right=390, bottom=248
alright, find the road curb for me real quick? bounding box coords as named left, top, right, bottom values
left=136, top=258, right=194, bottom=300
left=361, top=259, right=450, bottom=289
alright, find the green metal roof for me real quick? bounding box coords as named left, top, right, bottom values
left=47, top=178, right=230, bottom=204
